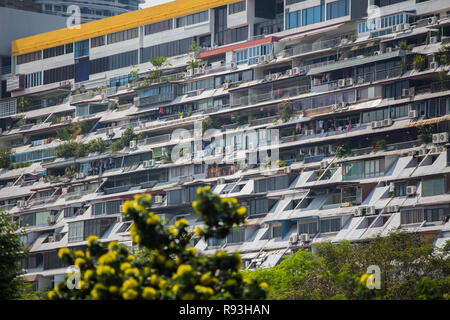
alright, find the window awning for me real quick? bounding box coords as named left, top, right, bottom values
left=307, top=50, right=406, bottom=76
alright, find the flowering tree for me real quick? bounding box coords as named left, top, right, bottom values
left=48, top=187, right=267, bottom=300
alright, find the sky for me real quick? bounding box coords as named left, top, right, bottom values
left=140, top=0, right=174, bottom=9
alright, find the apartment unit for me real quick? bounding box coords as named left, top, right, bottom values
left=1, top=0, right=450, bottom=290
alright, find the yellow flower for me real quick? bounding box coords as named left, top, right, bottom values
left=150, top=274, right=159, bottom=286
left=127, top=255, right=135, bottom=261
left=165, top=260, right=175, bottom=269
left=194, top=285, right=214, bottom=296
left=172, top=284, right=180, bottom=294
left=145, top=194, right=152, bottom=202
left=192, top=201, right=198, bottom=208
left=97, top=265, right=115, bottom=276
left=176, top=218, right=189, bottom=228
left=84, top=269, right=94, bottom=281
left=58, top=247, right=70, bottom=259
left=177, top=264, right=192, bottom=276
left=123, top=289, right=138, bottom=300
left=120, top=262, right=132, bottom=272
left=187, top=247, right=196, bottom=255
left=200, top=273, right=212, bottom=285
left=142, top=287, right=156, bottom=300
left=259, top=282, right=268, bottom=289
left=79, top=280, right=88, bottom=290
left=156, top=255, right=166, bottom=265
left=122, top=278, right=138, bottom=290
left=360, top=274, right=370, bottom=285
left=196, top=187, right=203, bottom=195
left=204, top=186, right=211, bottom=191
left=158, top=279, right=167, bottom=289
left=125, top=268, right=139, bottom=277
left=194, top=227, right=204, bottom=237
left=243, top=278, right=250, bottom=284
left=132, top=234, right=140, bottom=244
left=74, top=250, right=84, bottom=258
left=237, top=206, right=247, bottom=216
left=99, top=252, right=116, bottom=265
left=225, top=279, right=237, bottom=287
left=108, top=241, right=118, bottom=250
left=87, top=235, right=98, bottom=245
left=74, top=258, right=85, bottom=268
left=91, top=289, right=100, bottom=299
left=182, top=293, right=195, bottom=300
left=48, top=290, right=55, bottom=299
left=144, top=267, right=151, bottom=276
left=109, top=286, right=118, bottom=294
left=146, top=215, right=159, bottom=225
left=122, top=200, right=134, bottom=215
left=169, top=225, right=178, bottom=236
left=216, top=251, right=227, bottom=258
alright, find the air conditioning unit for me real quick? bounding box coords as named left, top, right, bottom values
left=225, top=145, right=233, bottom=154
left=129, top=140, right=137, bottom=149
left=231, top=61, right=237, bottom=70
left=418, top=148, right=428, bottom=156
left=186, top=69, right=194, bottom=77
left=374, top=51, right=382, bottom=55
left=17, top=200, right=25, bottom=207
left=320, top=160, right=328, bottom=169
left=143, top=160, right=150, bottom=168
left=383, top=118, right=393, bottom=127
left=49, top=215, right=56, bottom=224
left=408, top=110, right=418, bottom=119
left=366, top=206, right=376, bottom=215
left=76, top=172, right=85, bottom=179
left=248, top=142, right=256, bottom=151
left=300, top=233, right=310, bottom=243
left=285, top=69, right=293, bottom=77
left=185, top=176, right=194, bottom=182
left=428, top=16, right=437, bottom=25
left=54, top=234, right=62, bottom=241
left=406, top=185, right=416, bottom=196
left=306, top=129, right=315, bottom=136
left=289, top=233, right=298, bottom=244
left=386, top=47, right=393, bottom=53
left=108, top=129, right=115, bottom=137
left=338, top=79, right=346, bottom=87
left=154, top=195, right=163, bottom=204
left=430, top=61, right=438, bottom=69
left=272, top=73, right=280, bottom=80
left=338, top=101, right=348, bottom=109
left=223, top=82, right=229, bottom=89
left=284, top=166, right=291, bottom=173
left=390, top=205, right=399, bottom=213
left=264, top=54, right=272, bottom=63
left=47, top=234, right=54, bottom=242
left=292, top=67, right=300, bottom=75
left=430, top=146, right=439, bottom=154
left=354, top=208, right=364, bottom=216
left=194, top=67, right=205, bottom=75
left=408, top=150, right=417, bottom=157
left=346, top=78, right=354, bottom=86
left=340, top=38, right=350, bottom=46
left=371, top=121, right=381, bottom=129
left=217, top=178, right=225, bottom=184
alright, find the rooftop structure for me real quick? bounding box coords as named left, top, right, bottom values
left=0, top=0, right=449, bottom=291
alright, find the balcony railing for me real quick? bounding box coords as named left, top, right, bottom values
left=232, top=84, right=310, bottom=107
left=134, top=92, right=175, bottom=107
left=292, top=37, right=343, bottom=56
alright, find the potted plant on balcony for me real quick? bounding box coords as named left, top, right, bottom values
left=148, top=56, right=171, bottom=83
left=278, top=100, right=293, bottom=123
left=335, top=143, right=351, bottom=158
left=372, top=139, right=386, bottom=153
left=413, top=55, right=426, bottom=72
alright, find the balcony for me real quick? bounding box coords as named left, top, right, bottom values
left=134, top=92, right=175, bottom=107
left=292, top=37, right=342, bottom=56
left=232, top=84, right=310, bottom=107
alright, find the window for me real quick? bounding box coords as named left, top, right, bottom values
left=168, top=189, right=183, bottom=204
left=401, top=208, right=423, bottom=224
left=20, top=213, right=35, bottom=227
left=285, top=9, right=301, bottom=29
left=68, top=221, right=84, bottom=242
left=84, top=219, right=115, bottom=240
left=320, top=218, right=341, bottom=233
left=43, top=65, right=74, bottom=85
left=36, top=211, right=51, bottom=226
left=177, top=10, right=209, bottom=27
left=140, top=37, right=194, bottom=62
left=424, top=207, right=447, bottom=222
left=90, top=50, right=138, bottom=75
left=43, top=45, right=65, bottom=59
left=343, top=159, right=384, bottom=180
left=327, top=0, right=349, bottom=20
left=227, top=228, right=245, bottom=243
left=302, top=4, right=325, bottom=26
left=144, top=19, right=173, bottom=35
left=298, top=221, right=318, bottom=234
left=254, top=175, right=290, bottom=193
left=229, top=1, right=245, bottom=14
left=395, top=183, right=407, bottom=197
left=422, top=178, right=445, bottom=196
left=65, top=43, right=73, bottom=54
left=271, top=223, right=282, bottom=238
left=107, top=28, right=138, bottom=44
left=91, top=35, right=105, bottom=48
left=25, top=72, right=42, bottom=88
left=75, top=40, right=89, bottom=57
left=364, top=159, right=383, bottom=178
left=17, top=51, right=42, bottom=65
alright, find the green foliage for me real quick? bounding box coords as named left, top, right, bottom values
left=417, top=124, right=435, bottom=144
left=55, top=141, right=88, bottom=159
left=9, top=162, right=32, bottom=170
left=0, top=147, right=11, bottom=169
left=246, top=231, right=450, bottom=300
left=87, top=138, right=108, bottom=154
left=436, top=44, right=450, bottom=66
left=372, top=139, right=386, bottom=152
left=129, top=65, right=139, bottom=85
left=334, top=144, right=351, bottom=158
left=111, top=127, right=139, bottom=152
left=413, top=55, right=426, bottom=71
left=278, top=101, right=293, bottom=123
left=399, top=40, right=414, bottom=51
left=186, top=41, right=203, bottom=71
left=148, top=57, right=172, bottom=81
left=0, top=212, right=28, bottom=299
left=108, top=102, right=118, bottom=110
left=202, top=117, right=219, bottom=134
left=48, top=188, right=267, bottom=300
left=231, top=114, right=246, bottom=126
left=56, top=121, right=93, bottom=141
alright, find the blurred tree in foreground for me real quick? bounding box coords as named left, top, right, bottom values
left=48, top=187, right=267, bottom=300
left=245, top=232, right=450, bottom=300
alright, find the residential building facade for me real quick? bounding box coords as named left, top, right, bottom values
left=1, top=0, right=450, bottom=290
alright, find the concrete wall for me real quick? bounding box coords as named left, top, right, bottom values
left=0, top=7, right=66, bottom=56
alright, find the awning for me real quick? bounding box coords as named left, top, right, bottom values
left=404, top=115, right=450, bottom=128
left=281, top=23, right=345, bottom=43
left=307, top=50, right=406, bottom=76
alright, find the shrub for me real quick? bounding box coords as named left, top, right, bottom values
left=335, top=144, right=351, bottom=158
left=413, top=55, right=426, bottom=71
left=417, top=124, right=435, bottom=144
left=88, top=138, right=108, bottom=154
left=0, top=147, right=11, bottom=169
left=48, top=188, right=267, bottom=300
left=56, top=141, right=88, bottom=159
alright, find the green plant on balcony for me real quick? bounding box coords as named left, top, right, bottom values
left=96, top=86, right=107, bottom=94
left=316, top=167, right=323, bottom=180
left=248, top=112, right=254, bottom=124
left=202, top=117, right=219, bottom=134
left=17, top=97, right=31, bottom=113
left=301, top=109, right=306, bottom=117
left=148, top=56, right=172, bottom=82
left=413, top=55, right=426, bottom=71
left=277, top=160, right=287, bottom=167
left=88, top=138, right=108, bottom=154
left=372, top=139, right=386, bottom=153
left=186, top=41, right=203, bottom=72
left=231, top=114, right=245, bottom=126
left=9, top=162, right=31, bottom=170
left=335, top=144, right=351, bottom=158
left=111, top=127, right=139, bottom=152
left=108, top=102, right=118, bottom=110
left=129, top=65, right=139, bottom=86
left=278, top=100, right=293, bottom=123
left=56, top=141, right=88, bottom=159
left=51, top=116, right=61, bottom=124
left=0, top=147, right=11, bottom=169
left=417, top=124, right=435, bottom=144
left=436, top=44, right=450, bottom=66
left=399, top=40, right=414, bottom=51
left=436, top=70, right=450, bottom=91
